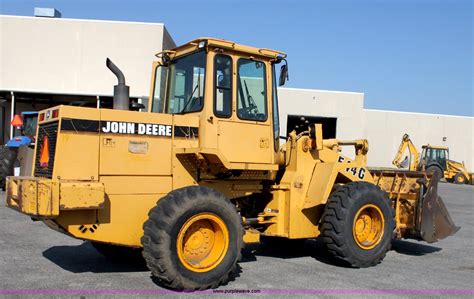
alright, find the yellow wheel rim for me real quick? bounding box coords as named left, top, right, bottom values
left=457, top=175, right=464, bottom=183
left=352, top=204, right=385, bottom=250
left=177, top=213, right=229, bottom=273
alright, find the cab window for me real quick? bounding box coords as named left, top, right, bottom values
left=214, top=55, right=232, bottom=118
left=237, top=59, right=267, bottom=121
left=151, top=65, right=167, bottom=113
left=166, top=51, right=206, bottom=114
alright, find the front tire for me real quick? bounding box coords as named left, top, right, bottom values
left=426, top=165, right=443, bottom=182
left=0, top=146, right=17, bottom=191
left=321, top=182, right=394, bottom=268
left=141, top=186, right=243, bottom=290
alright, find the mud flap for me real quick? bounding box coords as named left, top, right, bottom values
left=418, top=176, right=460, bottom=243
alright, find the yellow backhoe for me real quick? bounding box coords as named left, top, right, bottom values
left=6, top=38, right=459, bottom=290
left=393, top=134, right=472, bottom=184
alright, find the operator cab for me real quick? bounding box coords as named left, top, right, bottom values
left=421, top=145, right=449, bottom=171
left=148, top=38, right=288, bottom=166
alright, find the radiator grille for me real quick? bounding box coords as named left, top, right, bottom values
left=34, top=121, right=59, bottom=178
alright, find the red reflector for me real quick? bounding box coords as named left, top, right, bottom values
left=11, top=114, right=23, bottom=127
left=39, top=113, right=45, bottom=121
left=52, top=109, right=59, bottom=118
left=39, top=136, right=50, bottom=168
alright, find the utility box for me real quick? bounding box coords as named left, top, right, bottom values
left=34, top=7, right=62, bottom=18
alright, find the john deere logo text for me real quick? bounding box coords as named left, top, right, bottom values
left=101, top=121, right=172, bottom=137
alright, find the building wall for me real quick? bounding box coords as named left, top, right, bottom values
left=1, top=15, right=471, bottom=171
left=0, top=15, right=175, bottom=98
left=363, top=109, right=474, bottom=170
left=277, top=88, right=473, bottom=171
left=278, top=87, right=365, bottom=158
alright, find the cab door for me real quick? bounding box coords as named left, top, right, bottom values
left=436, top=149, right=448, bottom=170
left=215, top=55, right=274, bottom=164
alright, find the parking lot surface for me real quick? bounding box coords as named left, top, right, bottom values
left=0, top=183, right=472, bottom=296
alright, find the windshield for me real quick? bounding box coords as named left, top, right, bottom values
left=165, top=51, right=207, bottom=114
left=22, top=115, right=38, bottom=138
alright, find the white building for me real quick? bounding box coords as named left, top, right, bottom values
left=278, top=88, right=473, bottom=170
left=0, top=14, right=175, bottom=142
left=0, top=14, right=472, bottom=170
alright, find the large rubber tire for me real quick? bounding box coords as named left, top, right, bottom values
left=426, top=165, right=443, bottom=182
left=321, top=181, right=394, bottom=268
left=454, top=172, right=467, bottom=185
left=0, top=146, right=17, bottom=191
left=141, top=186, right=244, bottom=290
left=91, top=241, right=143, bottom=261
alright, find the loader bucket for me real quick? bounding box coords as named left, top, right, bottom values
left=418, top=176, right=460, bottom=243
left=370, top=169, right=459, bottom=243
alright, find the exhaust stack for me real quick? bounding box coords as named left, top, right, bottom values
left=106, top=58, right=130, bottom=110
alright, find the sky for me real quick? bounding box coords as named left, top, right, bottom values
left=1, top=0, right=472, bottom=116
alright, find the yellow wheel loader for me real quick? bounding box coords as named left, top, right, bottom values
left=393, top=134, right=473, bottom=184
left=6, top=38, right=459, bottom=290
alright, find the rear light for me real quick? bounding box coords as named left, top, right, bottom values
left=39, top=113, right=45, bottom=121
left=14, top=137, right=22, bottom=141
left=52, top=109, right=59, bottom=118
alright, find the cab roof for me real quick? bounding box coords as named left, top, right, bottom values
left=167, top=37, right=286, bottom=60
left=422, top=145, right=449, bottom=150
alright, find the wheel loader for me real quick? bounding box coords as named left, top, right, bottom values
left=5, top=38, right=459, bottom=290
left=392, top=134, right=473, bottom=184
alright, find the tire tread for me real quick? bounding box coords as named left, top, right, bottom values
left=321, top=181, right=395, bottom=268
left=141, top=186, right=243, bottom=290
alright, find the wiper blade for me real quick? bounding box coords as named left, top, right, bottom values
left=176, top=84, right=199, bottom=114
left=177, top=68, right=202, bottom=114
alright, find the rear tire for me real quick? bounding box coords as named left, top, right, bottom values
left=321, top=181, right=394, bottom=268
left=0, top=146, right=17, bottom=191
left=454, top=173, right=467, bottom=185
left=426, top=165, right=443, bottom=182
left=141, top=186, right=243, bottom=290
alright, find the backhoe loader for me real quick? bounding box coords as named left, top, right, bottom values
left=6, top=38, right=459, bottom=290
left=393, top=134, right=472, bottom=184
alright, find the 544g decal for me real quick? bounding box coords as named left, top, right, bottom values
left=345, top=167, right=366, bottom=180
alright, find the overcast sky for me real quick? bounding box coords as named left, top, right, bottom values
left=1, top=0, right=472, bottom=116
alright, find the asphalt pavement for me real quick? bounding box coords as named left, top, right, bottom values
left=0, top=183, right=472, bottom=297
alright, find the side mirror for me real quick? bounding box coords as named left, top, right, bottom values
left=279, top=63, right=289, bottom=86
left=217, top=74, right=224, bottom=86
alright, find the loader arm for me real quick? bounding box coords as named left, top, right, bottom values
left=392, top=134, right=419, bottom=171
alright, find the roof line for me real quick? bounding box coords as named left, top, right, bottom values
left=279, top=87, right=364, bottom=95
left=0, top=14, right=165, bottom=27
left=364, top=108, right=474, bottom=119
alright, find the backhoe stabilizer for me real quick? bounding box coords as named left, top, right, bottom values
left=418, top=177, right=460, bottom=243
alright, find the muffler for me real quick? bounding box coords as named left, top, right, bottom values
left=106, top=58, right=130, bottom=110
